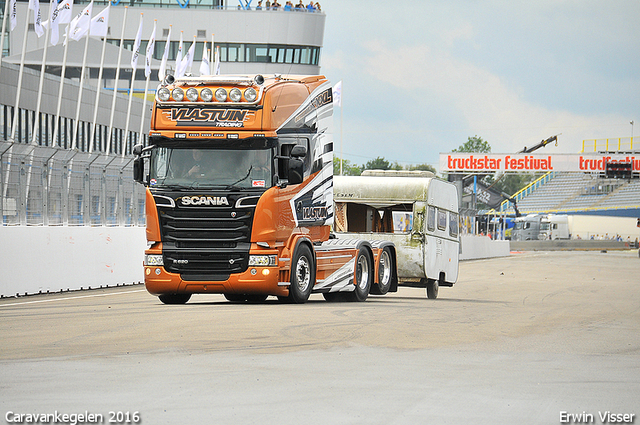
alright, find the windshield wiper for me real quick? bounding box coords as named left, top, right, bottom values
left=228, top=166, right=253, bottom=187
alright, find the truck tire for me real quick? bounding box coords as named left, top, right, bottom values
left=426, top=278, right=439, bottom=299
left=346, top=248, right=372, bottom=302
left=224, top=294, right=246, bottom=302
left=288, top=244, right=315, bottom=303
left=158, top=293, right=191, bottom=304
left=372, top=247, right=393, bottom=295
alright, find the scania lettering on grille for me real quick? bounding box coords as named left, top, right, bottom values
left=180, top=196, right=229, bottom=206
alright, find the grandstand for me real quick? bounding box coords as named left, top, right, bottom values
left=499, top=171, right=640, bottom=217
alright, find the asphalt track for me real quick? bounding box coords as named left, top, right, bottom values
left=1, top=250, right=639, bottom=425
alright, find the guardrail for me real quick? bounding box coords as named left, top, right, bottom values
left=1, top=141, right=145, bottom=226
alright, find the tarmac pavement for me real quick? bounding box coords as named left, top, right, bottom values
left=1, top=250, right=639, bottom=424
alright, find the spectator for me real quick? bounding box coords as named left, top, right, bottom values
left=265, top=0, right=271, bottom=9
left=314, top=2, right=320, bottom=11
left=272, top=1, right=281, bottom=10
left=256, top=0, right=262, bottom=9
left=295, top=0, right=304, bottom=10
left=306, top=1, right=315, bottom=11
left=284, top=1, right=292, bottom=11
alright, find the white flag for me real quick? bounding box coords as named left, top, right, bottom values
left=177, top=37, right=194, bottom=78
left=9, top=0, right=18, bottom=31
left=213, top=46, right=220, bottom=75
left=89, top=4, right=109, bottom=37
left=68, top=0, right=92, bottom=42
left=145, top=21, right=156, bottom=78
left=199, top=41, right=210, bottom=76
left=47, top=0, right=72, bottom=45
left=332, top=80, right=342, bottom=107
left=130, top=14, right=143, bottom=71
left=174, top=31, right=183, bottom=76
left=28, top=0, right=44, bottom=37
left=158, top=25, right=171, bottom=81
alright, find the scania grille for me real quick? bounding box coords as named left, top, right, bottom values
left=158, top=206, right=254, bottom=274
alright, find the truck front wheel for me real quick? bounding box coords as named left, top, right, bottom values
left=158, top=293, right=191, bottom=304
left=288, top=244, right=315, bottom=303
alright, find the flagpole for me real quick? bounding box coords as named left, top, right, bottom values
left=0, top=0, right=11, bottom=82
left=123, top=12, right=143, bottom=158
left=211, top=33, right=214, bottom=68
left=139, top=19, right=156, bottom=145
left=106, top=6, right=128, bottom=156
left=52, top=30, right=71, bottom=147
left=10, top=4, right=33, bottom=141
left=30, top=20, right=52, bottom=145
left=89, top=32, right=108, bottom=153
left=71, top=24, right=91, bottom=151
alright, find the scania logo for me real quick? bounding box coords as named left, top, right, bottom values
left=180, top=196, right=229, bottom=206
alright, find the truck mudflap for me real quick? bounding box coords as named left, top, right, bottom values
left=312, top=237, right=398, bottom=294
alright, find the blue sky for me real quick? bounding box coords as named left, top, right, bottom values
left=318, top=1, right=640, bottom=171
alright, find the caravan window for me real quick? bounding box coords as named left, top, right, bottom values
left=437, top=210, right=447, bottom=231
left=449, top=212, right=459, bottom=237
left=427, top=206, right=436, bottom=232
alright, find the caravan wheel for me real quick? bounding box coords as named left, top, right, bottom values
left=426, top=278, right=439, bottom=299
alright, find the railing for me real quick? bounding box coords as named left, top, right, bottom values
left=497, top=171, right=554, bottom=213
left=582, top=137, right=635, bottom=152
left=69, top=0, right=325, bottom=11
left=1, top=141, right=145, bottom=226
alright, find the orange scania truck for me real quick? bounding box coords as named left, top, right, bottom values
left=133, top=74, right=398, bottom=304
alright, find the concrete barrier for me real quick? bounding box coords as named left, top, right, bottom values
left=510, top=240, right=638, bottom=251
left=0, top=226, right=146, bottom=297
left=460, top=235, right=511, bottom=260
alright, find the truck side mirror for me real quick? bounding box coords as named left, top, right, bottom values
left=132, top=143, right=144, bottom=156
left=288, top=158, right=304, bottom=185
left=133, top=157, right=145, bottom=184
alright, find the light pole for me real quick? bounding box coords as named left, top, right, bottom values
left=631, top=121, right=635, bottom=147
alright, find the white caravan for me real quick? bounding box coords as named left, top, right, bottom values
left=333, top=171, right=459, bottom=299
left=540, top=215, right=570, bottom=240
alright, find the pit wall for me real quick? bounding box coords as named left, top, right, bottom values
left=460, top=235, right=511, bottom=260
left=0, top=226, right=146, bottom=297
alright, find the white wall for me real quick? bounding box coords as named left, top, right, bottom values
left=0, top=227, right=146, bottom=297
left=460, top=235, right=511, bottom=260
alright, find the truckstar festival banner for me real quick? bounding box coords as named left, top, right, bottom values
left=440, top=153, right=640, bottom=173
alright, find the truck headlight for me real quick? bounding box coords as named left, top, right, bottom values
left=248, top=255, right=277, bottom=267
left=229, top=88, right=242, bottom=102
left=186, top=88, right=199, bottom=102
left=172, top=88, right=184, bottom=101
left=244, top=87, right=258, bottom=102
left=145, top=254, right=164, bottom=266
left=201, top=88, right=213, bottom=102
left=157, top=87, right=171, bottom=102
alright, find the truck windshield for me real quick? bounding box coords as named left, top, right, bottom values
left=149, top=147, right=273, bottom=190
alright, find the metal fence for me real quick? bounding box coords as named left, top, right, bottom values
left=1, top=141, right=145, bottom=226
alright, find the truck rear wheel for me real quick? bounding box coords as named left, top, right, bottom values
left=288, top=244, right=315, bottom=303
left=426, top=278, right=439, bottom=299
left=373, top=247, right=393, bottom=295
left=346, top=248, right=372, bottom=302
left=158, top=293, right=191, bottom=304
